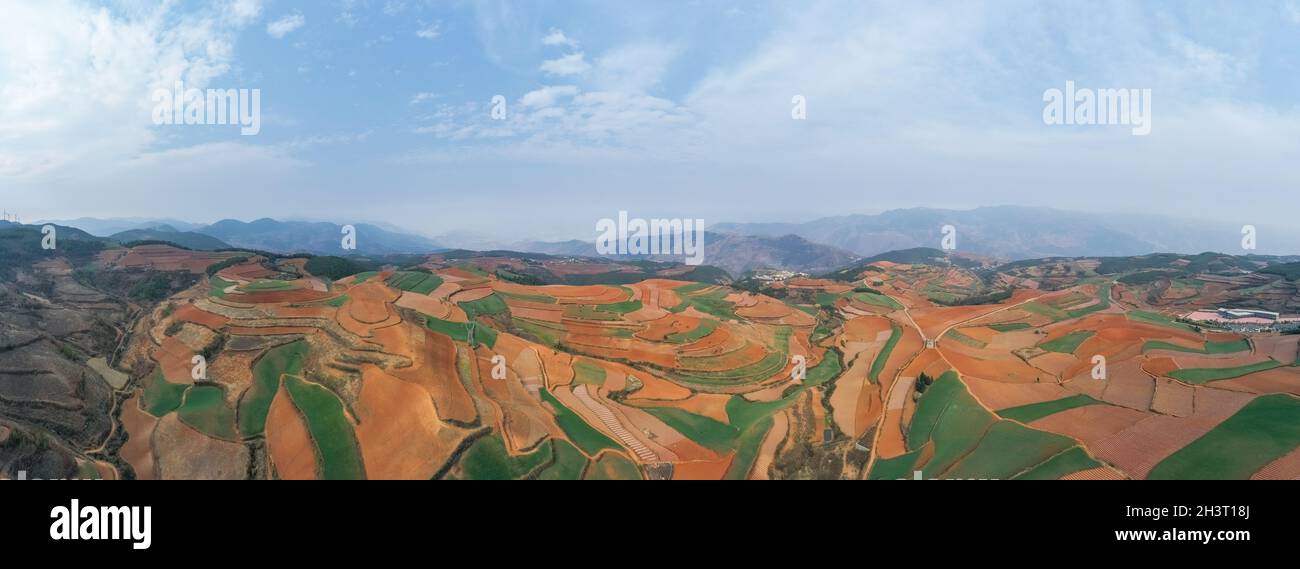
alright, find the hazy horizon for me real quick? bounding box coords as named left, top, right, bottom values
left=5, top=1, right=1300, bottom=242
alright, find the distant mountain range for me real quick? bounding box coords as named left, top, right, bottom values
left=510, top=232, right=860, bottom=277
left=714, top=206, right=1300, bottom=260
left=42, top=217, right=442, bottom=255
left=109, top=225, right=232, bottom=250
left=37, top=206, right=1300, bottom=275
left=198, top=218, right=442, bottom=255
left=35, top=217, right=204, bottom=236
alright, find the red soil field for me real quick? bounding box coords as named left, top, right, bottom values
left=111, top=245, right=236, bottom=273
left=265, top=383, right=319, bottom=480
left=172, top=302, right=229, bottom=329
left=154, top=336, right=197, bottom=383
left=966, top=376, right=1071, bottom=411
left=474, top=347, right=554, bottom=452
left=1059, top=467, right=1125, bottom=480
left=395, top=291, right=454, bottom=319
left=354, top=367, right=456, bottom=480
left=1030, top=404, right=1150, bottom=447
left=1251, top=446, right=1300, bottom=480
left=119, top=392, right=158, bottom=480
left=1089, top=388, right=1254, bottom=478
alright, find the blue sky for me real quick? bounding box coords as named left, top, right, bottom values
left=3, top=0, right=1300, bottom=242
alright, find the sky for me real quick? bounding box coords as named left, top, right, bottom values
left=2, top=0, right=1300, bottom=242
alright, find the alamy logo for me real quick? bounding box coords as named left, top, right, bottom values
left=50, top=499, right=152, bottom=550
left=152, top=80, right=261, bottom=136
left=1043, top=81, right=1151, bottom=136
left=595, top=211, right=706, bottom=266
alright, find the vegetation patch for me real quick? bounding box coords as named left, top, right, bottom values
left=868, top=323, right=902, bottom=384
left=177, top=385, right=238, bottom=440
left=284, top=376, right=366, bottom=480
left=425, top=316, right=498, bottom=348
left=642, top=407, right=739, bottom=453
left=1012, top=447, right=1103, bottom=480
left=1149, top=394, right=1300, bottom=479
left=584, top=453, right=642, bottom=480
left=665, top=319, right=718, bottom=344
left=459, top=435, right=552, bottom=480
left=1143, top=339, right=1250, bottom=354
left=1168, top=360, right=1283, bottom=384
left=239, top=340, right=307, bottom=438
left=142, top=369, right=188, bottom=417
left=1039, top=330, right=1095, bottom=354
left=539, top=388, right=620, bottom=455
left=997, top=394, right=1103, bottom=423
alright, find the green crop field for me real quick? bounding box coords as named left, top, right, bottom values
left=539, top=387, right=619, bottom=455
left=724, top=417, right=773, bottom=480
left=177, top=385, right=238, bottom=440
left=869, top=323, right=902, bottom=383
left=641, top=407, right=739, bottom=453
left=425, top=315, right=498, bottom=348
left=997, top=394, right=1103, bottom=423
left=943, top=420, right=1076, bottom=479
left=1143, top=339, right=1250, bottom=354
left=458, top=293, right=509, bottom=320
left=1039, top=330, right=1095, bottom=354
left=209, top=276, right=235, bottom=298
left=1149, top=394, right=1300, bottom=479
left=725, top=350, right=842, bottom=432
left=670, top=284, right=737, bottom=320
left=385, top=271, right=444, bottom=294
left=239, top=280, right=296, bottom=292
left=572, top=359, right=607, bottom=386
left=1168, top=360, right=1283, bottom=384
left=1127, top=310, right=1197, bottom=332
left=1012, top=447, right=1103, bottom=480
left=584, top=453, right=642, bottom=480
left=460, top=435, right=552, bottom=480
left=239, top=340, right=308, bottom=438
left=945, top=329, right=987, bottom=349
left=905, top=371, right=1092, bottom=479
left=666, top=319, right=718, bottom=344
left=596, top=299, right=642, bottom=314
left=537, top=440, right=589, bottom=480
left=512, top=317, right=563, bottom=347
left=989, top=322, right=1032, bottom=332
left=142, top=369, right=188, bottom=417
left=284, top=376, right=366, bottom=480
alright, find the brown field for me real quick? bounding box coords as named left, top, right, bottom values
left=110, top=245, right=237, bottom=273
left=98, top=252, right=1300, bottom=480
left=1251, top=446, right=1300, bottom=480
left=1088, top=388, right=1253, bottom=479
left=354, top=367, right=454, bottom=480
left=119, top=391, right=158, bottom=480
left=153, top=414, right=248, bottom=480
left=173, top=302, right=229, bottom=329
left=265, top=383, right=319, bottom=480
left=154, top=336, right=197, bottom=383
left=1031, top=404, right=1150, bottom=447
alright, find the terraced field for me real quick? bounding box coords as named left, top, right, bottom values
left=46, top=245, right=1300, bottom=481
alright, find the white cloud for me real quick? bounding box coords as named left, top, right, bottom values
left=540, top=52, right=590, bottom=76
left=227, top=0, right=263, bottom=26
left=409, top=92, right=438, bottom=105
left=416, top=21, right=441, bottom=40
left=594, top=42, right=681, bottom=92
left=520, top=85, right=579, bottom=108
left=0, top=1, right=256, bottom=180
left=267, top=12, right=305, bottom=39
left=542, top=28, right=578, bottom=48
